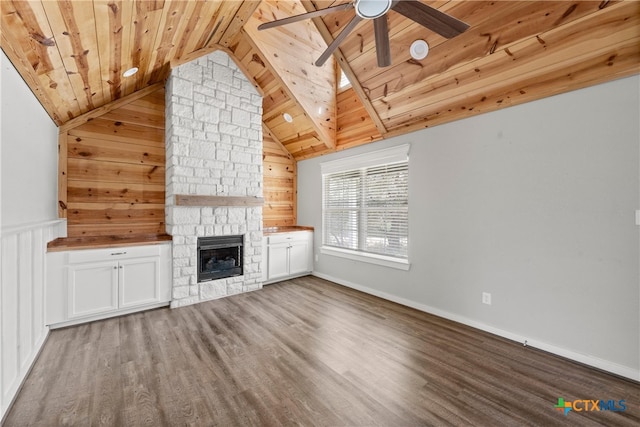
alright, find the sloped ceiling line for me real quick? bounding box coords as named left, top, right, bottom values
left=300, top=0, right=387, bottom=137
left=245, top=0, right=337, bottom=151
left=235, top=26, right=326, bottom=155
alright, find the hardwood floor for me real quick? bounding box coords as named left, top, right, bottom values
left=4, top=276, right=639, bottom=426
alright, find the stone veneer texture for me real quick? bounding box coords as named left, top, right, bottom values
left=165, top=50, right=263, bottom=308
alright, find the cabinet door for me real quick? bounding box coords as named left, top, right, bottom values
left=67, top=262, right=118, bottom=319
left=262, top=238, right=268, bottom=282
left=119, top=257, right=160, bottom=308
left=288, top=240, right=311, bottom=276
left=267, top=243, right=290, bottom=280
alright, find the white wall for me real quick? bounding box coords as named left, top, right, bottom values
left=0, top=51, right=63, bottom=420
left=1, top=51, right=58, bottom=226
left=298, top=75, right=640, bottom=380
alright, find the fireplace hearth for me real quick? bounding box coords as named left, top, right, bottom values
left=197, top=235, right=244, bottom=282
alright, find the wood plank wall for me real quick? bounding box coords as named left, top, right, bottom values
left=263, top=129, right=297, bottom=227
left=57, top=84, right=298, bottom=235
left=59, top=88, right=166, bottom=238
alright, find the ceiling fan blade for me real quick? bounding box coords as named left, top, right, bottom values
left=258, top=2, right=354, bottom=31
left=315, top=15, right=363, bottom=67
left=374, top=16, right=391, bottom=67
left=392, top=0, right=469, bottom=39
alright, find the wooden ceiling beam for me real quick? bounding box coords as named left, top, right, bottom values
left=237, top=26, right=307, bottom=103
left=218, top=1, right=263, bottom=48
left=300, top=0, right=387, bottom=137
left=227, top=30, right=321, bottom=152
left=245, top=0, right=336, bottom=151
left=201, top=1, right=245, bottom=49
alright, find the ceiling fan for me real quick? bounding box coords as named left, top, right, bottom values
left=258, top=0, right=470, bottom=68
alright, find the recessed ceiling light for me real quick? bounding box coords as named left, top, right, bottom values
left=283, top=113, right=293, bottom=123
left=410, top=40, right=429, bottom=60
left=122, top=67, right=139, bottom=78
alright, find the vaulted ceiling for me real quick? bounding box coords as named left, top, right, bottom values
left=2, top=1, right=639, bottom=160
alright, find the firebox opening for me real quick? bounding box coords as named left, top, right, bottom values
left=197, top=235, right=244, bottom=282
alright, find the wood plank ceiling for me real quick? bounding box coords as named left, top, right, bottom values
left=1, top=1, right=639, bottom=161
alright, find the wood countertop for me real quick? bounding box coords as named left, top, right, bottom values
left=263, top=226, right=314, bottom=235
left=47, top=226, right=313, bottom=251
left=47, top=234, right=172, bottom=252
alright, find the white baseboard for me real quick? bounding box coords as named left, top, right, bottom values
left=312, top=272, right=639, bottom=382
left=48, top=302, right=171, bottom=329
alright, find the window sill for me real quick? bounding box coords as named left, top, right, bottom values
left=320, top=246, right=410, bottom=271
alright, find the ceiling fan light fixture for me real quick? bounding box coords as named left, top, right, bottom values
left=410, top=40, right=429, bottom=60
left=355, top=0, right=392, bottom=19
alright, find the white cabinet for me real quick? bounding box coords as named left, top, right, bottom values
left=47, top=244, right=171, bottom=328
left=118, top=256, right=161, bottom=308
left=288, top=239, right=311, bottom=276
left=67, top=261, right=118, bottom=319
left=263, top=231, right=313, bottom=284
left=267, top=243, right=291, bottom=281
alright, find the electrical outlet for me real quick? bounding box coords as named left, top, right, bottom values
left=482, top=292, right=492, bottom=305
left=315, top=254, right=318, bottom=262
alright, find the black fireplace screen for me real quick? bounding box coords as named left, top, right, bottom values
left=197, top=235, right=243, bottom=282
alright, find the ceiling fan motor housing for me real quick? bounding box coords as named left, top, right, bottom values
left=355, top=0, right=393, bottom=19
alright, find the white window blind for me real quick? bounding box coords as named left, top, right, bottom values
left=322, top=145, right=409, bottom=262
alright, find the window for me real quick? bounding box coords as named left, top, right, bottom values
left=321, top=145, right=410, bottom=270
left=338, top=68, right=351, bottom=91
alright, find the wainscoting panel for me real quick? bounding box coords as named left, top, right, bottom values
left=0, top=220, right=65, bottom=420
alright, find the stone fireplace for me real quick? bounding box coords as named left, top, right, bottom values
left=165, top=51, right=263, bottom=308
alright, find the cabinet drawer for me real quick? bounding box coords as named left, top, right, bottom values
left=67, top=245, right=161, bottom=264
left=267, top=232, right=309, bottom=244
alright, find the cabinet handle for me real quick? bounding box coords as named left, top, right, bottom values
left=119, top=266, right=123, bottom=269
left=113, top=266, right=117, bottom=270
left=111, top=252, right=127, bottom=256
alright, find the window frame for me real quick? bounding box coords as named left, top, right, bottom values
left=320, top=144, right=410, bottom=271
